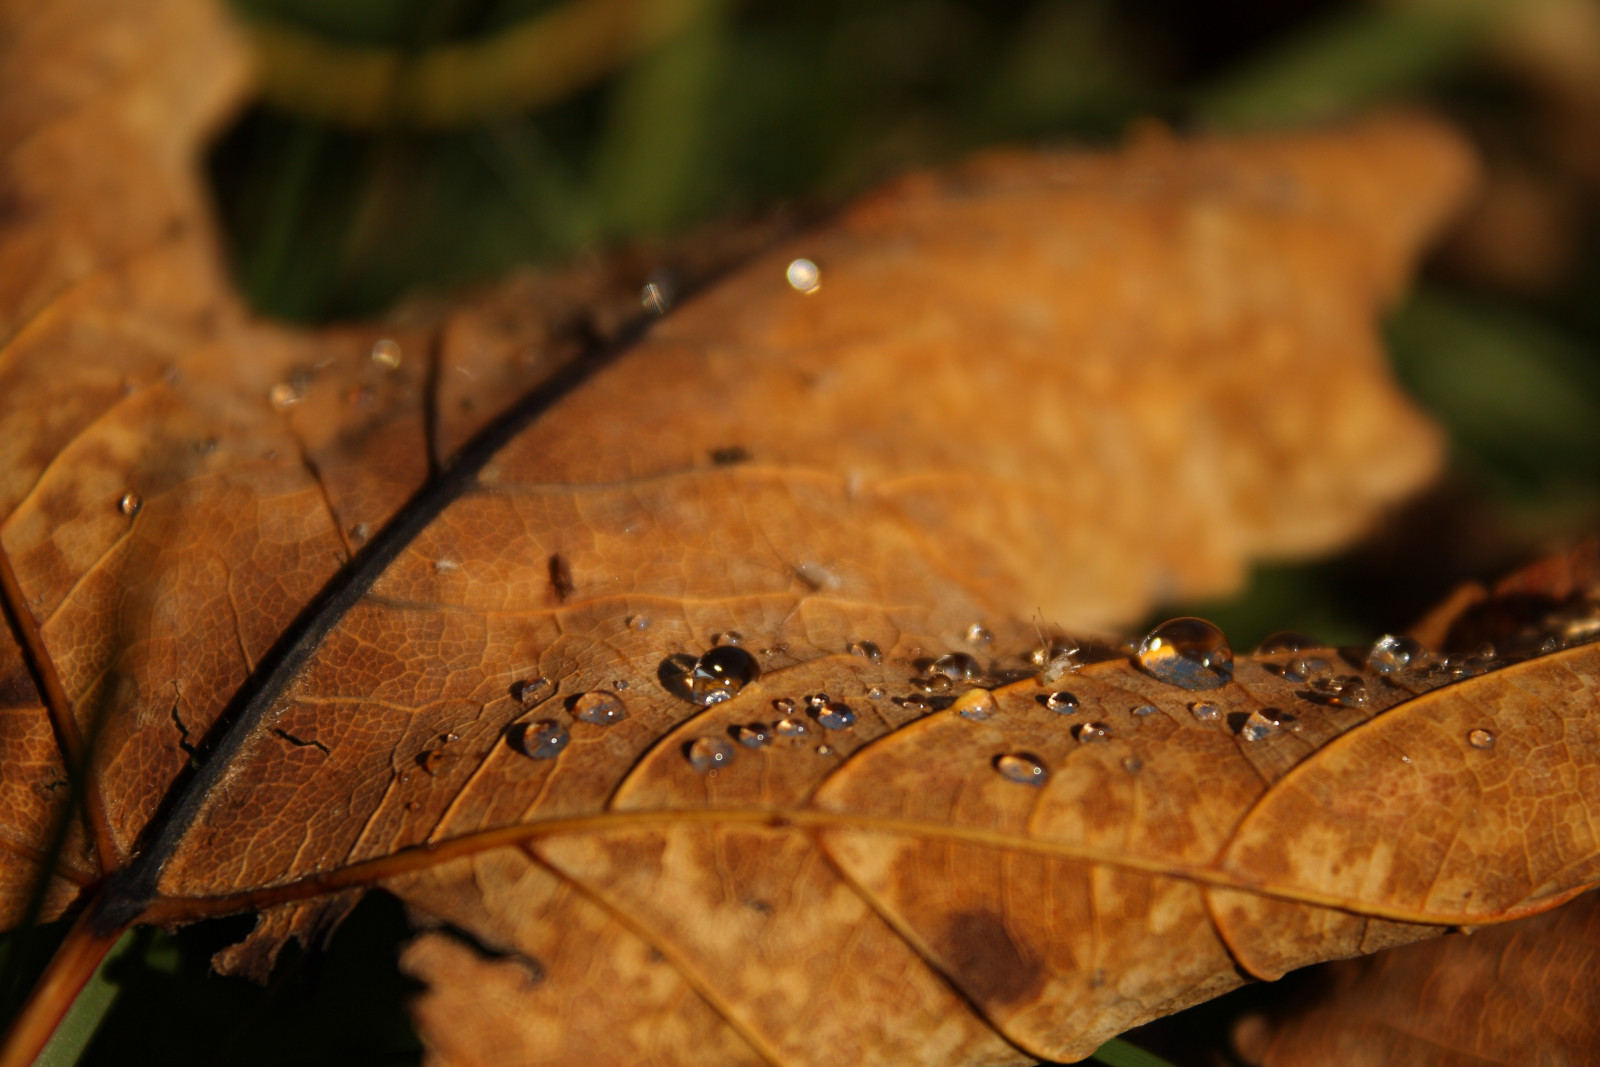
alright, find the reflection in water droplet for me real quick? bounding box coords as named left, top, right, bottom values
left=371, top=338, right=402, bottom=369
left=953, top=689, right=996, bottom=721
left=848, top=640, right=882, bottom=663
left=1133, top=704, right=1159, bottom=717
left=1189, top=702, right=1220, bottom=722
left=513, top=720, right=568, bottom=760
left=897, top=694, right=931, bottom=713
left=511, top=677, right=553, bottom=705
left=1137, top=618, right=1232, bottom=689
left=1075, top=722, right=1111, bottom=744
left=1369, top=634, right=1425, bottom=675
left=1468, top=728, right=1495, bottom=750
left=786, top=258, right=821, bottom=293
left=1308, top=675, right=1368, bottom=708
left=994, top=753, right=1049, bottom=786
left=626, top=614, right=651, bottom=631
left=641, top=282, right=671, bottom=314
left=734, top=723, right=771, bottom=748
left=966, top=623, right=993, bottom=645
left=929, top=653, right=980, bottom=682
left=118, top=491, right=142, bottom=518
left=773, top=697, right=796, bottom=714
left=1044, top=691, right=1079, bottom=714
left=687, top=736, right=735, bottom=772
left=662, top=646, right=760, bottom=706
left=867, top=686, right=885, bottom=699
left=815, top=701, right=857, bottom=730
left=573, top=691, right=626, bottom=726
left=774, top=716, right=809, bottom=739
left=1240, top=709, right=1284, bottom=742
left=917, top=674, right=954, bottom=695
left=711, top=631, right=744, bottom=647
left=1284, top=657, right=1332, bottom=684
left=1257, top=631, right=1319, bottom=654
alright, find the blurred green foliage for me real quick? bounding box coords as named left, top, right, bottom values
left=8, top=0, right=1600, bottom=1063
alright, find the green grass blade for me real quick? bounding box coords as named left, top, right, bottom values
left=1089, top=1036, right=1177, bottom=1067
left=34, top=929, right=136, bottom=1067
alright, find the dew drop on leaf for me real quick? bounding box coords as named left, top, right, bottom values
left=512, top=720, right=569, bottom=760
left=1308, top=675, right=1368, bottom=708
left=1189, top=701, right=1220, bottom=722
left=772, top=697, right=796, bottom=714
left=711, top=630, right=744, bottom=647
left=785, top=258, right=821, bottom=293
left=1284, top=656, right=1332, bottom=684
left=1132, top=703, right=1159, bottom=717
left=929, top=652, right=981, bottom=682
left=733, top=723, right=771, bottom=748
left=952, top=689, right=996, bottom=721
left=1137, top=617, right=1232, bottom=689
left=572, top=691, right=627, bottom=727
left=1075, top=722, right=1112, bottom=744
left=510, top=677, right=553, bottom=705
left=117, top=491, right=142, bottom=517
left=815, top=701, right=857, bottom=730
left=626, top=614, right=651, bottom=632
left=1240, top=709, right=1284, bottom=741
left=847, top=640, right=882, bottom=663
left=1256, top=631, right=1319, bottom=654
left=1368, top=634, right=1425, bottom=674
left=370, top=338, right=402, bottom=369
left=661, top=647, right=761, bottom=706
left=965, top=622, right=992, bottom=645
left=774, top=716, right=810, bottom=739
left=1468, top=728, right=1496, bottom=750
left=917, top=673, right=954, bottom=694
left=686, top=736, right=734, bottom=772
left=1043, top=690, right=1079, bottom=713
left=994, top=752, right=1049, bottom=786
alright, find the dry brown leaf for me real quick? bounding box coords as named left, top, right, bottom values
left=16, top=1, right=1600, bottom=1065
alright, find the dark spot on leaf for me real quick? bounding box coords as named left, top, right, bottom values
left=709, top=445, right=751, bottom=465
left=547, top=553, right=574, bottom=602
left=1227, top=711, right=1251, bottom=735
left=0, top=660, right=41, bottom=710
left=937, top=909, right=1045, bottom=1009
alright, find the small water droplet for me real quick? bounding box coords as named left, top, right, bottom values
left=815, top=700, right=857, bottom=730
left=1137, top=618, right=1233, bottom=690
left=1189, top=701, right=1221, bottom=722
left=350, top=523, right=369, bottom=542
left=573, top=691, right=627, bottom=726
left=1400, top=754, right=1413, bottom=764
left=786, top=258, right=821, bottom=293
left=434, top=558, right=459, bottom=574
left=867, top=686, right=885, bottom=699
left=1075, top=721, right=1112, bottom=744
left=952, top=689, right=996, bottom=721
left=626, top=614, right=651, bottom=631
left=1121, top=756, right=1144, bottom=775
left=686, top=736, right=735, bottom=772
left=734, top=723, right=772, bottom=748
left=1256, top=631, right=1319, bottom=654
left=511, top=677, right=553, bottom=705
left=711, top=630, right=744, bottom=647
left=1132, top=703, right=1159, bottom=717
left=1284, top=656, right=1332, bottom=684
left=773, top=697, right=796, bottom=714
left=1540, top=635, right=1561, bottom=655
left=1044, top=691, right=1079, bottom=714
left=371, top=338, right=402, bottom=369
left=816, top=744, right=835, bottom=757
left=118, top=491, right=142, bottom=517
left=774, top=716, right=810, bottom=739
left=641, top=282, right=671, bottom=315
left=994, top=753, right=1049, bottom=786
left=848, top=640, right=882, bottom=662
left=760, top=643, right=789, bottom=656
left=897, top=694, right=931, bottom=713
left=1240, top=709, right=1284, bottom=742
left=268, top=382, right=302, bottom=411
left=929, top=653, right=981, bottom=682
left=1467, top=728, right=1495, bottom=750
left=512, top=720, right=569, bottom=760
left=1368, top=634, right=1425, bottom=675
left=1307, top=675, right=1368, bottom=708
left=805, top=693, right=829, bottom=709
left=916, top=674, right=954, bottom=694
left=965, top=623, right=993, bottom=645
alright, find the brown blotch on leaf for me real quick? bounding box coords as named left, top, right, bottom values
left=936, top=909, right=1047, bottom=1010
left=547, top=552, right=575, bottom=603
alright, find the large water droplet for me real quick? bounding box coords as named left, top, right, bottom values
left=994, top=753, right=1049, bottom=786
left=572, top=691, right=626, bottom=727
left=815, top=700, right=857, bottom=730
left=929, top=653, right=981, bottom=682
left=118, top=491, right=142, bottom=518
left=1467, top=728, right=1495, bottom=750
left=786, top=258, right=821, bottom=293
left=734, top=723, right=772, bottom=748
left=686, top=736, right=734, bottom=772
left=661, top=647, right=760, bottom=706
left=1043, top=691, right=1080, bottom=714
left=952, top=689, right=996, bottom=721
left=848, top=640, right=882, bottom=663
left=371, top=338, right=402, bottom=369
left=1256, top=631, right=1319, bottom=654
left=1368, top=634, right=1425, bottom=675
left=1137, top=618, right=1232, bottom=690
left=1284, top=656, right=1332, bottom=684
left=1075, top=722, right=1111, bottom=744
left=512, top=720, right=569, bottom=760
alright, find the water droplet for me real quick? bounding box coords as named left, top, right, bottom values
left=897, top=694, right=931, bottom=713
left=711, top=631, right=744, bottom=647
left=867, top=686, right=885, bottom=699
left=686, top=736, right=734, bottom=772
left=371, top=338, right=402, bottom=369
left=641, top=282, right=671, bottom=315
left=434, top=558, right=459, bottom=574
left=1308, top=675, right=1368, bottom=708
left=268, top=382, right=302, bottom=411
left=1075, top=721, right=1111, bottom=744
left=929, top=653, right=981, bottom=682
left=1368, top=634, right=1425, bottom=675
left=773, top=697, right=795, bottom=714
left=1044, top=691, right=1079, bottom=714
left=786, top=258, right=821, bottom=293
left=661, top=646, right=760, bottom=706
left=1540, top=635, right=1561, bottom=655
left=1257, top=631, right=1319, bottom=654
left=805, top=693, right=829, bottom=709
left=117, top=491, right=142, bottom=518
left=1121, top=756, right=1144, bottom=775
left=916, top=674, right=954, bottom=695
left=815, top=700, right=857, bottom=730
left=1137, top=618, right=1233, bottom=690
left=994, top=753, right=1049, bottom=786
left=952, top=689, right=997, bottom=721
left=614, top=679, right=629, bottom=690
left=733, top=723, right=772, bottom=748
left=1132, top=703, right=1159, bottom=717
left=511, top=677, right=553, bottom=705
left=626, top=614, right=651, bottom=631
left=1284, top=656, right=1332, bottom=684
left=760, top=643, right=789, bottom=656
left=512, top=720, right=568, bottom=760
left=848, top=640, right=882, bottom=662
left=965, top=623, right=993, bottom=645
left=774, top=716, right=810, bottom=739
left=572, top=691, right=627, bottom=727
left=1240, top=709, right=1284, bottom=742
left=816, top=744, right=836, bottom=757
left=1467, top=728, right=1495, bottom=750
left=1189, top=701, right=1221, bottom=722
left=350, top=523, right=369, bottom=542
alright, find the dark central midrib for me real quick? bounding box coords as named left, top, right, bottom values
left=89, top=306, right=664, bottom=935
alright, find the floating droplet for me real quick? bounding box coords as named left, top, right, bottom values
left=118, top=491, right=142, bottom=518
left=1368, top=634, right=1425, bottom=675
left=1043, top=691, right=1080, bottom=714
left=640, top=282, right=671, bottom=314
left=1075, top=721, right=1111, bottom=744
left=848, top=640, right=882, bottom=663
left=371, top=338, right=402, bottom=369
left=774, top=716, right=809, bottom=739
left=815, top=701, right=857, bottom=730
left=994, top=753, right=1049, bottom=786
left=1137, top=618, right=1232, bottom=690
left=510, top=677, right=553, bottom=705
left=1257, top=631, right=1319, bottom=654
left=688, top=648, right=758, bottom=705
left=268, top=382, right=302, bottom=411
left=626, top=614, right=651, bottom=631
left=686, top=736, right=734, bottom=772
left=965, top=623, right=993, bottom=645
left=711, top=631, right=744, bottom=647
left=1132, top=703, right=1159, bottom=717
left=512, top=720, right=568, bottom=760
left=734, top=723, right=772, bottom=748
left=1467, top=728, right=1495, bottom=750
left=786, top=258, right=821, bottom=293
left=1189, top=701, right=1220, bottom=722
left=572, top=691, right=627, bottom=727
left=1240, top=709, right=1285, bottom=742
left=952, top=689, right=996, bottom=721
left=929, top=653, right=980, bottom=682
left=1284, top=656, right=1332, bottom=684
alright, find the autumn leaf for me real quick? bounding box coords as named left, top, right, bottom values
left=10, top=0, right=1600, bottom=1065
